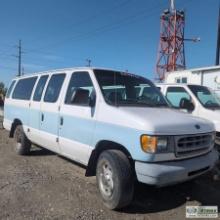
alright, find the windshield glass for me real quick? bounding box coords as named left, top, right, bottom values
left=188, top=85, right=220, bottom=109
left=94, top=69, right=168, bottom=107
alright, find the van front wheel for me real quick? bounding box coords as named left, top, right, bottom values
left=96, top=150, right=134, bottom=210
left=14, top=125, right=31, bottom=155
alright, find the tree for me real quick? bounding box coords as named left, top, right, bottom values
left=0, top=82, right=7, bottom=96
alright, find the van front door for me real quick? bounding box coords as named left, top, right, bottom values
left=59, top=71, right=96, bottom=165
left=165, top=86, right=195, bottom=114
left=39, top=73, right=66, bottom=153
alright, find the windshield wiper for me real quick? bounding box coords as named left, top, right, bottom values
left=107, top=99, right=168, bottom=107
left=205, top=105, right=220, bottom=109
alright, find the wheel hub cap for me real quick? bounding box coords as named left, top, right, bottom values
left=99, top=163, right=114, bottom=198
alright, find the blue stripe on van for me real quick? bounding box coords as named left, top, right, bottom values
left=4, top=104, right=30, bottom=126
left=4, top=104, right=153, bottom=161
left=59, top=114, right=95, bottom=147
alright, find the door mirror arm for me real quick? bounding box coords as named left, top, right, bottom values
left=89, top=92, right=96, bottom=108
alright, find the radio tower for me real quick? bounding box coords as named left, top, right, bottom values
left=156, top=0, right=185, bottom=81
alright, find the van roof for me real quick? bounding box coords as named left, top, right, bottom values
left=156, top=83, right=204, bottom=87
left=13, top=67, right=128, bottom=80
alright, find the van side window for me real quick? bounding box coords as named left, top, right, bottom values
left=12, top=77, right=37, bottom=100
left=166, top=87, right=191, bottom=108
left=65, top=72, right=94, bottom=105
left=33, top=75, right=49, bottom=101
left=6, top=80, right=16, bottom=98
left=44, top=74, right=65, bottom=103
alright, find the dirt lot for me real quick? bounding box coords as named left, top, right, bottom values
left=0, top=122, right=220, bottom=220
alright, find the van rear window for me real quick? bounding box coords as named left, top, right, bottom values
left=6, top=80, right=16, bottom=98
left=33, top=75, right=49, bottom=101
left=12, top=77, right=37, bottom=100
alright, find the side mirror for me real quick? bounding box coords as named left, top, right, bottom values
left=179, top=98, right=194, bottom=112
left=70, top=88, right=90, bottom=105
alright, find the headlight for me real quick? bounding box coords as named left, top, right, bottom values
left=140, top=135, right=168, bottom=153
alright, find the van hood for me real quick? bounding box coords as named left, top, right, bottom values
left=116, top=107, right=214, bottom=135
left=200, top=108, right=220, bottom=132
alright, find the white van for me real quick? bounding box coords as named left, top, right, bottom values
left=3, top=68, right=218, bottom=209
left=157, top=83, right=220, bottom=151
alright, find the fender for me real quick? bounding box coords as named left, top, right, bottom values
left=85, top=140, right=133, bottom=176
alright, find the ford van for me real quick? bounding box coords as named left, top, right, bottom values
left=3, top=68, right=218, bottom=209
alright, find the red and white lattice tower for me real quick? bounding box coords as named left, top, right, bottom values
left=156, top=0, right=185, bottom=81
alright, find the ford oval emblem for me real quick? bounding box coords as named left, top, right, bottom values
left=195, top=124, right=200, bottom=129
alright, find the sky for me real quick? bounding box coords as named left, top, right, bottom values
left=0, top=0, right=219, bottom=86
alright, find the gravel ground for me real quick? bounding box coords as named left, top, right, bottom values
left=0, top=122, right=220, bottom=220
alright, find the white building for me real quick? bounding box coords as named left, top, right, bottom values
left=165, top=65, right=220, bottom=95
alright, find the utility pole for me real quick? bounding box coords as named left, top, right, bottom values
left=86, top=59, right=91, bottom=67
left=216, top=7, right=220, bottom=66
left=18, top=40, right=22, bottom=76
left=12, top=40, right=24, bottom=77
left=13, top=40, right=23, bottom=76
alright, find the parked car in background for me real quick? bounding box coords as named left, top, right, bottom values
left=3, top=68, right=218, bottom=209
left=157, top=83, right=220, bottom=153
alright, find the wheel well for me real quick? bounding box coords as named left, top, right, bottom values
left=85, top=140, right=133, bottom=177
left=9, top=119, right=22, bottom=138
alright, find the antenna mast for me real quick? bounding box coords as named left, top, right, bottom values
left=156, top=0, right=185, bottom=81
left=170, top=0, right=175, bottom=12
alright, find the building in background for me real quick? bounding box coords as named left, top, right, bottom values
left=165, top=65, right=220, bottom=95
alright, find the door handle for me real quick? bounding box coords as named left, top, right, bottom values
left=60, top=116, right=64, bottom=126
left=41, top=113, right=44, bottom=122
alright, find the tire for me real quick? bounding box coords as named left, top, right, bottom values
left=14, top=125, right=31, bottom=155
left=96, top=150, right=134, bottom=210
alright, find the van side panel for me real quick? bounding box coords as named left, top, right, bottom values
left=4, top=100, right=30, bottom=131
left=59, top=107, right=96, bottom=165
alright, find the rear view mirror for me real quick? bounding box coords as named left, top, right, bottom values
left=71, top=88, right=90, bottom=105
left=179, top=98, right=194, bottom=112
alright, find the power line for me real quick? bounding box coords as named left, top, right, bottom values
left=26, top=1, right=166, bottom=55
left=0, top=64, right=17, bottom=71
left=28, top=0, right=133, bottom=47
left=0, top=0, right=195, bottom=75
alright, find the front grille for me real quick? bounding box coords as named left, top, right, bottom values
left=175, top=133, right=213, bottom=157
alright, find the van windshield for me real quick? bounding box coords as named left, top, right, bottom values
left=94, top=69, right=168, bottom=107
left=188, top=85, right=220, bottom=109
